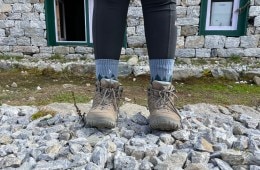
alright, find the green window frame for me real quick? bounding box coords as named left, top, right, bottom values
left=199, top=0, right=250, bottom=36
left=45, top=0, right=93, bottom=46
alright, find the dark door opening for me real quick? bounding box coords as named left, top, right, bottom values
left=55, top=0, right=86, bottom=41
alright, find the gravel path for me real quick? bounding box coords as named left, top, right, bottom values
left=0, top=103, right=259, bottom=170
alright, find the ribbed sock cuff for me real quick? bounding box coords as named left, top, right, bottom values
left=95, top=59, right=119, bottom=80
left=149, top=59, right=174, bottom=82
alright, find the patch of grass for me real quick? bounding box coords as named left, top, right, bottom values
left=202, top=69, right=212, bottom=77
left=176, top=77, right=260, bottom=107
left=0, top=70, right=259, bottom=107
left=192, top=58, right=208, bottom=66
left=51, top=92, right=91, bottom=103
left=0, top=55, right=24, bottom=61
left=49, top=54, right=64, bottom=60
left=31, top=109, right=56, bottom=120
left=227, top=55, right=242, bottom=63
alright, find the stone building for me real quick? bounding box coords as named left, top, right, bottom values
left=0, top=0, right=259, bottom=59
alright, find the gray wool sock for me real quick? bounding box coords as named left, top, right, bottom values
left=149, top=59, right=174, bottom=82
left=95, top=59, right=119, bottom=80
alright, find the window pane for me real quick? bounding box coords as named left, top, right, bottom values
left=210, top=1, right=233, bottom=26
left=55, top=0, right=86, bottom=41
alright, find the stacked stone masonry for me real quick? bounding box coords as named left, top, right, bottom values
left=0, top=0, right=260, bottom=59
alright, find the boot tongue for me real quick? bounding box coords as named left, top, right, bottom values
left=100, top=78, right=119, bottom=88
left=152, top=81, right=171, bottom=90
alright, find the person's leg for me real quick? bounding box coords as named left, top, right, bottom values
left=93, top=0, right=130, bottom=80
left=86, top=0, right=129, bottom=129
left=141, top=0, right=177, bottom=82
left=141, top=0, right=180, bottom=131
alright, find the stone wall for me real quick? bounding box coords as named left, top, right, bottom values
left=0, top=0, right=260, bottom=59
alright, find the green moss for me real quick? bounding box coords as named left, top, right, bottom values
left=31, top=109, right=56, bottom=120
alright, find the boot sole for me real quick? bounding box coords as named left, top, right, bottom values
left=149, top=116, right=180, bottom=131
left=85, top=117, right=116, bottom=129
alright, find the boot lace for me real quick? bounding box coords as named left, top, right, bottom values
left=150, top=86, right=180, bottom=118
left=95, top=85, right=122, bottom=111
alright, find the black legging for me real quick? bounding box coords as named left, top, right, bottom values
left=93, top=0, right=177, bottom=60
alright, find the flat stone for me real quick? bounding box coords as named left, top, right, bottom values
left=156, top=151, right=188, bottom=169
left=205, top=35, right=226, bottom=48
left=220, top=150, right=245, bottom=166
left=158, top=145, right=174, bottom=155
left=185, top=36, right=204, bottom=48
left=194, top=137, right=214, bottom=153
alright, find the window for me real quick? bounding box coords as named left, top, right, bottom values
left=199, top=0, right=250, bottom=36
left=45, top=0, right=94, bottom=46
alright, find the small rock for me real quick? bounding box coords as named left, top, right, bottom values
left=130, top=137, right=147, bottom=146
left=160, top=133, right=175, bottom=145
left=150, top=156, right=162, bottom=166
left=114, top=151, right=139, bottom=170
left=125, top=97, right=132, bottom=102
left=121, top=128, right=135, bottom=139
left=59, top=131, right=71, bottom=141
left=85, top=162, right=101, bottom=170
left=158, top=145, right=174, bottom=155
left=140, top=160, right=154, bottom=170
left=45, top=143, right=62, bottom=159
left=131, top=112, right=148, bottom=125
left=213, top=158, right=233, bottom=170
left=250, top=165, right=260, bottom=170
left=91, top=147, right=108, bottom=168
left=213, top=143, right=228, bottom=151
left=220, top=150, right=245, bottom=166
left=36, top=86, right=42, bottom=90
left=185, top=163, right=209, bottom=170
left=2, top=154, right=22, bottom=168
left=172, top=130, right=190, bottom=141
left=11, top=82, right=17, bottom=88
left=62, top=84, right=76, bottom=88
left=233, top=122, right=247, bottom=135
left=253, top=76, right=260, bottom=86
left=0, top=133, right=13, bottom=145
left=232, top=136, right=249, bottom=150
left=194, top=137, right=214, bottom=153
left=191, top=151, right=210, bottom=164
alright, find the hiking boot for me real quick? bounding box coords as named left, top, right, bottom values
left=85, top=78, right=123, bottom=128
left=148, top=80, right=181, bottom=131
